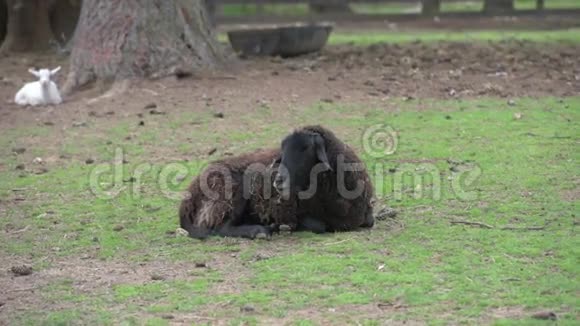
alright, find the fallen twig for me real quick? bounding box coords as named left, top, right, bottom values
left=450, top=220, right=493, bottom=229
left=323, top=238, right=353, bottom=246
left=500, top=225, right=545, bottom=231
left=8, top=287, right=37, bottom=292
left=9, top=225, right=30, bottom=234
left=450, top=220, right=546, bottom=231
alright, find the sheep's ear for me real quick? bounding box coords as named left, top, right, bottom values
left=51, top=66, right=61, bottom=75
left=28, top=68, right=40, bottom=77
left=313, top=134, right=332, bottom=171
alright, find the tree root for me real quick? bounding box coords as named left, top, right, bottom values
left=86, top=79, right=131, bottom=105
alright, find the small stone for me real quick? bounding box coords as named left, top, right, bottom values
left=531, top=311, right=557, bottom=320
left=33, top=157, right=43, bottom=164
left=207, top=147, right=217, bottom=155
left=149, top=109, right=165, bottom=115
left=138, top=121, right=145, bottom=126
left=213, top=112, right=224, bottom=118
left=10, top=265, right=33, bottom=276
left=35, top=167, right=49, bottom=175
left=375, top=206, right=398, bottom=220
left=43, top=121, right=54, bottom=126
left=241, top=305, right=255, bottom=313
left=507, top=99, right=516, bottom=106
left=144, top=102, right=157, bottom=109
left=253, top=253, right=270, bottom=261
left=151, top=274, right=166, bottom=281
left=513, top=112, right=523, bottom=120
left=143, top=205, right=161, bottom=213
left=12, top=147, right=26, bottom=154
left=72, top=121, right=87, bottom=127
left=161, top=314, right=174, bottom=320
left=195, top=262, right=207, bottom=268
left=175, top=228, right=189, bottom=237
left=15, top=164, right=25, bottom=170
left=113, top=225, right=124, bottom=232
left=85, top=158, right=95, bottom=164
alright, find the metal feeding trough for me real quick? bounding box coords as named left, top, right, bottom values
left=227, top=23, right=333, bottom=57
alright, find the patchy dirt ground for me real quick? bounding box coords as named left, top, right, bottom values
left=1, top=40, right=578, bottom=131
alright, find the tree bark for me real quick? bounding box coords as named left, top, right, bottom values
left=421, top=0, right=440, bottom=16
left=0, top=0, right=55, bottom=53
left=483, top=0, right=514, bottom=14
left=0, top=0, right=7, bottom=46
left=536, top=0, right=545, bottom=11
left=63, top=0, right=224, bottom=94
left=309, top=0, right=351, bottom=14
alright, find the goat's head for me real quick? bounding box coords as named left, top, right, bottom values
left=28, top=67, right=60, bottom=87
left=273, top=130, right=332, bottom=195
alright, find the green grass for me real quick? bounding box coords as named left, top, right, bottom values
left=220, top=3, right=309, bottom=16
left=1, top=95, right=578, bottom=324
left=218, top=0, right=580, bottom=16
left=328, top=28, right=580, bottom=45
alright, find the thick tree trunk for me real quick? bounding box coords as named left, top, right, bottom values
left=64, top=0, right=224, bottom=94
left=0, top=0, right=7, bottom=46
left=0, top=0, right=55, bottom=53
left=309, top=0, right=351, bottom=14
left=483, top=0, right=514, bottom=14
left=536, top=0, right=544, bottom=10
left=49, top=0, right=81, bottom=46
left=421, top=0, right=440, bottom=16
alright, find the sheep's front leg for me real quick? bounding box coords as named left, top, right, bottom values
left=214, top=191, right=274, bottom=239
left=215, top=221, right=274, bottom=239
left=295, top=216, right=327, bottom=234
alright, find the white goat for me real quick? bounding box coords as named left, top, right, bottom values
left=14, top=67, right=63, bottom=106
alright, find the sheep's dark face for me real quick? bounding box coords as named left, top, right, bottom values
left=274, top=131, right=332, bottom=195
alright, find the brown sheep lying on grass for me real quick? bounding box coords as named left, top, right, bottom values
left=179, top=125, right=375, bottom=239
left=179, top=149, right=296, bottom=239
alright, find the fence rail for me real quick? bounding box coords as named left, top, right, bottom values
left=208, top=0, right=580, bottom=24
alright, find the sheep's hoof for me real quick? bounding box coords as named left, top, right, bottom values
left=255, top=232, right=269, bottom=240
left=279, top=224, right=292, bottom=232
